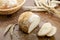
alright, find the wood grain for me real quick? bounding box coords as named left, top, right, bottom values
left=0, top=0, right=60, bottom=40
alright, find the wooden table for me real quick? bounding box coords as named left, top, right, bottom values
left=0, top=0, right=60, bottom=40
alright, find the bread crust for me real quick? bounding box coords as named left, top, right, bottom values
left=18, top=12, right=33, bottom=33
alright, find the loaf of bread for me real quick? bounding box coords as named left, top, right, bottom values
left=18, top=12, right=40, bottom=33
left=0, top=0, right=18, bottom=9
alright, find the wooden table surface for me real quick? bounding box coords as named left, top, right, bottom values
left=0, top=0, right=60, bottom=40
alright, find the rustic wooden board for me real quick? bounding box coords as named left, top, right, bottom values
left=0, top=0, right=60, bottom=40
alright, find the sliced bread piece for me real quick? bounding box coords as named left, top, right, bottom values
left=47, top=26, right=57, bottom=36
left=38, top=22, right=52, bottom=36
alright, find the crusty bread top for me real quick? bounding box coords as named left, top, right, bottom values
left=0, top=0, right=18, bottom=9
left=18, top=11, right=33, bottom=23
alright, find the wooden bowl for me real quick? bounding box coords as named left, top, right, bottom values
left=0, top=0, right=25, bottom=15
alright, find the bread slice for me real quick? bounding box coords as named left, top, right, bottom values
left=47, top=26, right=57, bottom=36
left=18, top=12, right=40, bottom=33
left=38, top=22, right=52, bottom=36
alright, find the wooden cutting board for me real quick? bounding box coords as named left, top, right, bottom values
left=0, top=0, right=60, bottom=40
